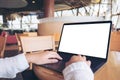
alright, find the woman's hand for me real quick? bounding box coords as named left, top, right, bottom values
left=65, top=55, right=91, bottom=67
left=25, top=51, right=62, bottom=65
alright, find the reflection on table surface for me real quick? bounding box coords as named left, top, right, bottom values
left=33, top=51, right=120, bottom=80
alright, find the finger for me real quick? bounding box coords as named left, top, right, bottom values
left=86, top=60, right=91, bottom=67
left=78, top=54, right=83, bottom=59
left=48, top=59, right=59, bottom=63
left=82, top=56, right=86, bottom=61
left=50, top=52, right=63, bottom=60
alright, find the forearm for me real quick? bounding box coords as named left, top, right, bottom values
left=0, top=54, right=29, bottom=78
left=63, top=62, right=94, bottom=80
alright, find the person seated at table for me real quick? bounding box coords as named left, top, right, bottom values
left=0, top=51, right=94, bottom=80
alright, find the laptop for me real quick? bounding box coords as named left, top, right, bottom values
left=42, top=21, right=112, bottom=73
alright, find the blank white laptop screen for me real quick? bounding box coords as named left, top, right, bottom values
left=58, top=21, right=111, bottom=59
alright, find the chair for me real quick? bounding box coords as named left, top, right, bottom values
left=0, top=36, right=7, bottom=58
left=38, top=33, right=60, bottom=48
left=20, top=35, right=55, bottom=69
left=15, top=33, right=28, bottom=52
left=6, top=35, right=17, bottom=45
left=20, top=35, right=55, bottom=53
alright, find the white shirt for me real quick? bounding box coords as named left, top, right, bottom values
left=0, top=54, right=29, bottom=78
left=0, top=54, right=94, bottom=80
left=63, top=62, right=94, bottom=80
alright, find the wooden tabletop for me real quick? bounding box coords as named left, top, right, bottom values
left=94, top=51, right=120, bottom=80
left=33, top=51, right=120, bottom=80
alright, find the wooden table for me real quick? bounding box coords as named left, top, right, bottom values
left=94, top=51, right=120, bottom=80
left=33, top=51, right=120, bottom=80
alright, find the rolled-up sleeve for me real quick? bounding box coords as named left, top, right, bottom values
left=63, top=62, right=94, bottom=80
left=0, top=54, right=29, bottom=78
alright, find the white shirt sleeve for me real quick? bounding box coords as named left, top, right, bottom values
left=0, top=54, right=29, bottom=78
left=63, top=62, right=94, bottom=80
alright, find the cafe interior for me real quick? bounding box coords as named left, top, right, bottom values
left=0, top=0, right=120, bottom=80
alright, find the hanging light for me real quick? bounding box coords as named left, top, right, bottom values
left=0, top=0, right=28, bottom=8
left=32, top=0, right=36, bottom=4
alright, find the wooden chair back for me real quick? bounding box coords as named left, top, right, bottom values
left=20, top=36, right=55, bottom=53
left=15, top=33, right=28, bottom=52
left=0, top=36, right=7, bottom=58
left=39, top=33, right=60, bottom=48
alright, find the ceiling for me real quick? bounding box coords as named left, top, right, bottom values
left=0, top=0, right=92, bottom=16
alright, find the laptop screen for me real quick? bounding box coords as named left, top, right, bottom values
left=58, top=21, right=112, bottom=59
